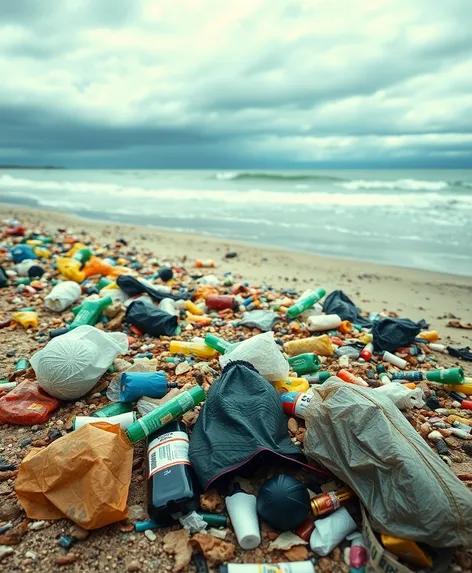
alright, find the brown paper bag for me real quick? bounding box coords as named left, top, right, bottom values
left=15, top=422, right=133, bottom=529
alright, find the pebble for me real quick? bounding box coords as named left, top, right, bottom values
left=28, top=521, right=47, bottom=531
left=6, top=350, right=16, bottom=357
left=144, top=529, right=157, bottom=542
left=0, top=500, right=21, bottom=522
left=288, top=418, right=298, bottom=434
left=25, top=551, right=37, bottom=560
left=175, top=361, right=192, bottom=375
left=0, top=546, right=14, bottom=560
left=128, top=505, right=146, bottom=521
left=338, top=355, right=350, bottom=368
left=31, top=425, right=40, bottom=432
left=127, top=560, right=140, bottom=571
left=20, top=438, right=32, bottom=448
left=70, top=524, right=89, bottom=540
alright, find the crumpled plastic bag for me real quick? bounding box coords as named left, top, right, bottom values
left=323, top=290, right=371, bottom=327
left=125, top=299, right=177, bottom=336
left=372, top=317, right=427, bottom=352
left=447, top=346, right=472, bottom=362
left=373, top=383, right=424, bottom=410
left=239, top=310, right=280, bottom=332
left=117, top=274, right=190, bottom=301
left=304, top=379, right=472, bottom=548
left=30, top=325, right=128, bottom=400
left=220, top=332, right=289, bottom=381
left=15, top=422, right=133, bottom=529
left=0, top=381, right=59, bottom=425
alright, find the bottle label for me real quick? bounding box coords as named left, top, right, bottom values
left=147, top=430, right=190, bottom=478
left=294, top=393, right=312, bottom=418
left=176, top=391, right=194, bottom=411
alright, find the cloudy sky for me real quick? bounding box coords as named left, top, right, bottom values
left=1, top=0, right=472, bottom=168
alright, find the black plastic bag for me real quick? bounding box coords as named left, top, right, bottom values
left=125, top=299, right=177, bottom=336
left=189, top=361, right=327, bottom=490
left=323, top=290, right=371, bottom=327
left=372, top=317, right=427, bottom=352
left=447, top=346, right=472, bottom=362
left=117, top=275, right=190, bottom=302
left=0, top=266, right=8, bottom=288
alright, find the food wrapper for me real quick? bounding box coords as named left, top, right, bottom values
left=15, top=422, right=133, bottom=529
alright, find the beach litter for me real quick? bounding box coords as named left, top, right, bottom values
left=0, top=218, right=471, bottom=572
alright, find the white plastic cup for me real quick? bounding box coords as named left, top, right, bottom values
left=382, top=351, right=407, bottom=369
left=225, top=486, right=261, bottom=550
left=73, top=411, right=136, bottom=431
left=307, top=314, right=341, bottom=332
left=310, top=507, right=356, bottom=556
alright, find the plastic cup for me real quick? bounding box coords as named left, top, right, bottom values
left=225, top=487, right=261, bottom=550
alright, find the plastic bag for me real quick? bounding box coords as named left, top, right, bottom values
left=125, top=299, right=178, bottom=336
left=309, top=507, right=356, bottom=556
left=15, top=422, right=133, bottom=529
left=304, top=379, right=472, bottom=548
left=0, top=381, right=59, bottom=425
left=323, top=290, right=371, bottom=327
left=239, top=310, right=280, bottom=332
left=220, top=332, right=289, bottom=382
left=30, top=325, right=128, bottom=400
left=372, top=318, right=427, bottom=352
left=44, top=281, right=82, bottom=312
left=373, top=384, right=424, bottom=410
left=117, top=274, right=190, bottom=301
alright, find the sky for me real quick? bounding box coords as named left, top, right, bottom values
left=1, top=0, right=472, bottom=169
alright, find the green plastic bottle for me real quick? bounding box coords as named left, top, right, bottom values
left=92, top=402, right=133, bottom=417
left=72, top=247, right=93, bottom=266
left=288, top=353, right=321, bottom=375
left=287, top=288, right=326, bottom=319
left=126, top=386, right=206, bottom=443
left=69, top=296, right=112, bottom=329
left=204, top=333, right=237, bottom=354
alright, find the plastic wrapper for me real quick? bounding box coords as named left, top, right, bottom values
left=0, top=381, right=59, bottom=425
left=15, top=422, right=133, bottom=529
left=284, top=335, right=335, bottom=357
left=220, top=332, right=289, bottom=382
left=304, top=379, right=472, bottom=548
left=323, top=290, right=371, bottom=327
left=373, top=383, right=424, bottom=410
left=372, top=317, right=427, bottom=352
left=239, top=310, right=280, bottom=332
left=117, top=274, right=190, bottom=301
left=125, top=299, right=178, bottom=336
left=309, top=507, right=356, bottom=556
left=30, top=325, right=128, bottom=400
left=44, top=281, right=82, bottom=311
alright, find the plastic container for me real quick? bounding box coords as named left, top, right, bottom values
left=0, top=380, right=59, bottom=425
left=206, top=295, right=237, bottom=311
left=380, top=535, right=432, bottom=568
left=44, top=281, right=82, bottom=312
left=445, top=384, right=472, bottom=395
left=11, top=244, right=37, bottom=263
left=338, top=369, right=369, bottom=387
left=72, top=247, right=92, bottom=265
left=169, top=341, right=217, bottom=359
left=382, top=351, right=407, bottom=369
left=126, top=386, right=206, bottom=442
left=306, top=371, right=331, bottom=384
left=359, top=343, right=373, bottom=362
left=185, top=300, right=203, bottom=315
left=73, top=411, right=136, bottom=430
left=274, top=377, right=309, bottom=394
left=257, top=475, right=310, bottom=531
left=280, top=392, right=312, bottom=419
left=391, top=371, right=423, bottom=381
left=195, top=259, right=215, bottom=268
left=426, top=368, right=464, bottom=384
left=287, top=288, right=326, bottom=319
left=56, top=257, right=85, bottom=282
left=226, top=484, right=261, bottom=549
left=419, top=330, right=439, bottom=342
left=119, top=372, right=177, bottom=402
left=70, top=296, right=112, bottom=329
left=288, top=353, right=321, bottom=375
left=307, top=314, right=341, bottom=332
left=204, top=333, right=234, bottom=354
left=284, top=335, right=335, bottom=357
left=92, top=402, right=133, bottom=417
left=147, top=421, right=200, bottom=523
left=12, top=311, right=38, bottom=329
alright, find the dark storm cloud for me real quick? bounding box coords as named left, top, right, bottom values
left=1, top=0, right=471, bottom=167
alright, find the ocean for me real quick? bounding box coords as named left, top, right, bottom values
left=1, top=169, right=471, bottom=276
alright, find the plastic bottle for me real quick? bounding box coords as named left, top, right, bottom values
left=56, top=257, right=85, bottom=282
left=306, top=371, right=331, bottom=384
left=72, top=247, right=93, bottom=265
left=287, top=288, right=326, bottom=319
left=12, top=310, right=38, bottom=329
left=280, top=392, right=312, bottom=419
left=169, top=340, right=217, bottom=359
left=338, top=369, right=369, bottom=387
left=33, top=246, right=51, bottom=258
left=185, top=300, right=203, bottom=315
left=126, top=386, right=206, bottom=442
left=284, top=335, right=335, bottom=357
left=419, top=330, right=439, bottom=342
left=359, top=343, right=373, bottom=362
left=10, top=244, right=37, bottom=263
left=426, top=367, right=464, bottom=384
left=44, top=281, right=82, bottom=312
left=380, top=535, right=432, bottom=568
left=274, top=377, right=310, bottom=394
left=195, top=259, right=215, bottom=268
left=204, top=333, right=234, bottom=354
left=206, top=294, right=237, bottom=311
left=92, top=402, right=133, bottom=417
left=147, top=421, right=200, bottom=523
left=220, top=563, right=315, bottom=573
left=73, top=411, right=136, bottom=430
left=428, top=343, right=446, bottom=353
left=311, top=488, right=354, bottom=517
left=225, top=483, right=261, bottom=549
left=69, top=296, right=112, bottom=329
left=445, top=383, right=472, bottom=395
left=391, top=371, right=423, bottom=381
left=382, top=351, right=407, bottom=369
left=288, top=353, right=321, bottom=375
left=119, top=372, right=177, bottom=402
left=378, top=372, right=392, bottom=385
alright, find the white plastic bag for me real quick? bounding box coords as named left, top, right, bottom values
left=373, top=383, right=424, bottom=410
left=30, top=325, right=128, bottom=400
left=310, top=507, right=356, bottom=556
left=219, top=331, right=289, bottom=382
left=44, top=281, right=82, bottom=312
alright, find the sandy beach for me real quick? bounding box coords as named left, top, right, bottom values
left=3, top=204, right=472, bottom=347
